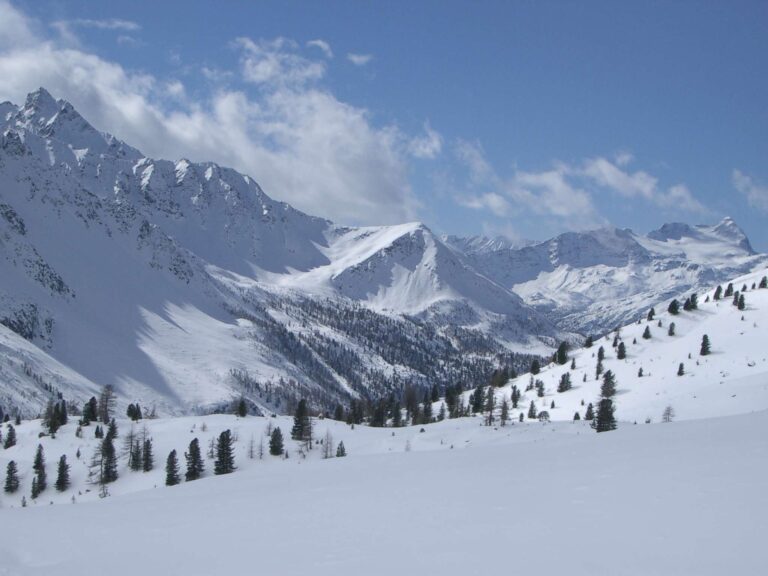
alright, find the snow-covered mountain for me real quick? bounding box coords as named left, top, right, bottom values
left=0, top=89, right=553, bottom=417
left=446, top=219, right=766, bottom=334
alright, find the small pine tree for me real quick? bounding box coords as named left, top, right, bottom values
left=185, top=438, right=205, bottom=481
left=724, top=283, right=734, bottom=297
left=584, top=335, right=593, bottom=348
left=617, top=342, right=626, bottom=360
left=55, top=455, right=70, bottom=492
left=557, top=372, right=572, bottom=393
left=570, top=358, right=576, bottom=370
left=738, top=294, right=746, bottom=311
left=601, top=370, right=617, bottom=398
left=556, top=342, right=568, bottom=365
left=101, top=436, right=118, bottom=484
left=759, top=276, right=767, bottom=289
left=668, top=299, right=680, bottom=315
left=642, top=326, right=651, bottom=339
left=700, top=334, right=711, bottom=356
left=677, top=363, right=685, bottom=376
left=595, top=358, right=604, bottom=380
left=165, top=450, right=181, bottom=486
left=4, top=460, right=19, bottom=493
left=500, top=398, right=509, bottom=426
left=236, top=397, right=247, bottom=418
left=33, top=444, right=47, bottom=493
left=336, top=441, right=347, bottom=457
left=713, top=285, right=722, bottom=300
left=597, top=346, right=605, bottom=362
left=573, top=411, right=581, bottom=421
left=3, top=424, right=16, bottom=449
left=142, top=439, right=154, bottom=472
left=530, top=359, right=541, bottom=375
left=647, top=307, right=655, bottom=321
left=269, top=427, right=284, bottom=456
left=638, top=367, right=644, bottom=377
left=668, top=322, right=676, bottom=336
left=593, top=398, right=617, bottom=433
left=214, top=430, right=235, bottom=475
left=662, top=405, right=675, bottom=423
left=527, top=401, right=537, bottom=420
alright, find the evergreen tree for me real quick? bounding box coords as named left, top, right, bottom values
left=94, top=425, right=104, bottom=439
left=668, top=299, right=680, bottom=315
left=235, top=397, right=247, bottom=418
left=142, top=438, right=154, bottom=472
left=336, top=441, right=346, bottom=457
left=593, top=398, right=617, bottom=432
left=391, top=401, right=403, bottom=427
left=165, top=450, right=181, bottom=486
left=759, top=276, right=767, bottom=289
left=738, top=294, right=746, bottom=310
left=291, top=399, right=312, bottom=442
left=500, top=398, right=509, bottom=426
left=4, top=460, right=19, bottom=493
left=269, top=427, right=284, bottom=456
left=530, top=359, right=541, bottom=375
left=597, top=346, right=605, bottom=362
left=106, top=418, right=118, bottom=441
left=82, top=396, right=98, bottom=424
left=557, top=372, right=572, bottom=393
left=527, top=401, right=537, bottom=420
left=724, top=282, right=734, bottom=297
left=678, top=363, right=685, bottom=376
left=690, top=293, right=698, bottom=309
left=638, top=367, right=644, bottom=377
left=584, top=403, right=594, bottom=420
left=642, top=326, right=651, bottom=339
left=185, top=438, right=205, bottom=481
left=617, top=342, right=626, bottom=360
left=98, top=384, right=116, bottom=424
left=3, top=424, right=16, bottom=449
left=101, top=435, right=118, bottom=484
left=55, top=455, right=70, bottom=492
left=471, top=385, right=485, bottom=414
left=668, top=322, right=676, bottom=336
left=662, top=405, right=675, bottom=423
left=33, top=444, right=47, bottom=493
left=700, top=334, right=711, bottom=356
left=713, top=285, right=722, bottom=300
left=431, top=384, right=440, bottom=402
left=573, top=411, right=581, bottom=421
left=511, top=385, right=520, bottom=409
left=601, top=370, right=617, bottom=398
left=647, top=307, right=655, bottom=321
left=31, top=476, right=40, bottom=500
left=333, top=404, right=345, bottom=421
left=214, top=430, right=235, bottom=475
left=556, top=342, right=568, bottom=365
left=595, top=358, right=604, bottom=380
left=570, top=358, right=576, bottom=370
left=584, top=335, right=593, bottom=348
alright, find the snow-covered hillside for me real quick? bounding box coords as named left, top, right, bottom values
left=0, top=88, right=554, bottom=417
left=483, top=267, right=768, bottom=424
left=448, top=219, right=767, bottom=334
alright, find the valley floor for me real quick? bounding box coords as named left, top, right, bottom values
left=1, top=411, right=766, bottom=575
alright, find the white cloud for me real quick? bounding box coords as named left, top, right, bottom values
left=582, top=157, right=657, bottom=200
left=306, top=39, right=333, bottom=59
left=408, top=122, right=442, bottom=159
left=347, top=53, right=373, bottom=66
left=657, top=184, right=707, bottom=214
left=510, top=166, right=600, bottom=223
left=64, top=18, right=140, bottom=31
left=458, top=192, right=512, bottom=217
left=0, top=2, right=423, bottom=226
left=733, top=169, right=768, bottom=213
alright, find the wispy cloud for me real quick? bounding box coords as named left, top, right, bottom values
left=408, top=122, right=442, bottom=159
left=306, top=39, right=333, bottom=59
left=733, top=169, right=768, bottom=213
left=347, top=53, right=372, bottom=66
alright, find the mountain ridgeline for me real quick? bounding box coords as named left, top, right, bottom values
left=0, top=88, right=764, bottom=417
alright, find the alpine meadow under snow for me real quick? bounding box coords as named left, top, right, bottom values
left=1, top=87, right=768, bottom=575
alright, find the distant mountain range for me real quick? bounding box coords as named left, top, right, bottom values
left=0, top=88, right=764, bottom=416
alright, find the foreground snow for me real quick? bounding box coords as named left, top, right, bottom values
left=1, top=411, right=766, bottom=575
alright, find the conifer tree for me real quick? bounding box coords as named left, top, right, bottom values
left=55, top=455, right=70, bottom=492
left=556, top=342, right=568, bottom=365
left=471, top=385, right=485, bottom=414
left=3, top=424, right=16, bottom=449
left=642, top=326, right=651, bottom=339
left=668, top=322, right=676, bottom=336
left=678, top=363, right=685, bottom=376
left=584, top=335, right=593, bottom=348
left=484, top=386, right=495, bottom=425
left=760, top=276, right=767, bottom=289
left=333, top=404, right=345, bottom=421
left=593, top=398, right=617, bottom=432
left=617, top=342, right=626, bottom=360
left=527, top=401, right=537, bottom=420
left=668, top=299, right=680, bottom=315
left=738, top=294, right=746, bottom=310
left=725, top=283, right=734, bottom=297
left=269, top=427, right=284, bottom=456
left=700, top=334, right=711, bottom=356
left=106, top=418, right=118, bottom=441
left=500, top=398, right=509, bottom=426
left=601, top=370, right=617, bottom=398
left=185, top=438, right=205, bottom=481
left=98, top=384, right=116, bottom=424
left=573, top=411, right=581, bottom=421
left=165, top=450, right=181, bottom=486
left=291, top=399, right=312, bottom=443
left=101, top=435, right=118, bottom=484
left=638, top=367, right=644, bottom=377
left=662, top=405, right=675, bottom=423
left=584, top=403, right=594, bottom=420
left=732, top=291, right=740, bottom=306
left=142, top=438, right=154, bottom=472
left=4, top=460, right=19, bottom=493
left=336, top=441, right=346, bottom=457
left=597, top=346, right=605, bottom=362
left=713, top=285, right=722, bottom=300
left=530, top=359, right=541, bottom=375
left=235, top=397, right=247, bottom=418
left=595, top=358, right=604, bottom=380
left=557, top=372, right=572, bottom=393
left=82, top=396, right=98, bottom=424
left=31, top=476, right=40, bottom=499
left=570, top=358, right=576, bottom=370
left=33, top=444, right=47, bottom=493
left=647, top=307, right=655, bottom=321
left=214, top=430, right=235, bottom=475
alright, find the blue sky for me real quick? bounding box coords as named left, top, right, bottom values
left=1, top=0, right=767, bottom=249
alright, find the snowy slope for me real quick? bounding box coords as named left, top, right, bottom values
left=485, top=267, right=768, bottom=424
left=448, top=220, right=767, bottom=334
left=0, top=89, right=555, bottom=417
left=0, top=409, right=765, bottom=575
